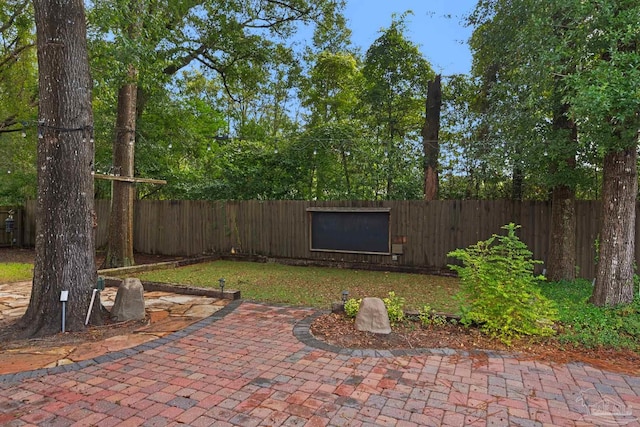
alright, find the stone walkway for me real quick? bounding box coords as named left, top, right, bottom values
left=2, top=301, right=640, bottom=426
left=0, top=281, right=228, bottom=374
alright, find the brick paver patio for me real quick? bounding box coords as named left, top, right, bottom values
left=2, top=301, right=640, bottom=426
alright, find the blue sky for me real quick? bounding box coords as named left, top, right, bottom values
left=343, top=0, right=477, bottom=76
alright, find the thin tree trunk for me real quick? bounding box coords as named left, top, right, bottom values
left=19, top=0, right=96, bottom=337
left=341, top=149, right=351, bottom=196
left=386, top=109, right=394, bottom=199
left=547, top=104, right=577, bottom=281
left=547, top=184, right=576, bottom=281
left=511, top=165, right=523, bottom=201
left=104, top=69, right=137, bottom=268
left=104, top=1, right=141, bottom=268
left=423, top=75, right=441, bottom=201
left=591, top=146, right=637, bottom=306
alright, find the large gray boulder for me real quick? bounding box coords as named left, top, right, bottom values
left=355, top=297, right=391, bottom=334
left=111, top=278, right=146, bottom=322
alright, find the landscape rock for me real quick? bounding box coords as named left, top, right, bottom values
left=110, top=278, right=145, bottom=322
left=355, top=297, right=391, bottom=334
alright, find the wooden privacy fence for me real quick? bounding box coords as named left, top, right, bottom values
left=15, top=199, right=627, bottom=279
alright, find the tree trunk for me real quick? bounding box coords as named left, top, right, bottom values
left=104, top=69, right=137, bottom=268
left=104, top=1, right=141, bottom=269
left=423, top=75, right=441, bottom=201
left=511, top=165, right=523, bottom=201
left=19, top=0, right=96, bottom=337
left=547, top=104, right=577, bottom=282
left=591, top=147, right=637, bottom=306
left=547, top=184, right=576, bottom=281
left=341, top=149, right=351, bottom=196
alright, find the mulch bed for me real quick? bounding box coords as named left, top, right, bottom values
left=310, top=312, right=640, bottom=375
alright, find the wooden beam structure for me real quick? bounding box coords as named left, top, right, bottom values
left=93, top=173, right=166, bottom=185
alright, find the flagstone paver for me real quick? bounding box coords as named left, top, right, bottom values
left=0, top=281, right=229, bottom=375
left=1, top=301, right=640, bottom=426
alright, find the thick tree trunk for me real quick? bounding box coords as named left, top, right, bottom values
left=591, top=147, right=637, bottom=306
left=104, top=71, right=137, bottom=268
left=19, top=0, right=96, bottom=337
left=423, top=75, right=441, bottom=201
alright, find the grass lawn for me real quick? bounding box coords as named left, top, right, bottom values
left=134, top=261, right=461, bottom=312
left=0, top=263, right=33, bottom=283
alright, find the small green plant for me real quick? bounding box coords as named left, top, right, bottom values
left=448, top=223, right=558, bottom=345
left=383, top=291, right=405, bottom=325
left=432, top=313, right=447, bottom=326
left=418, top=305, right=433, bottom=326
left=344, top=298, right=361, bottom=318
left=418, top=304, right=448, bottom=327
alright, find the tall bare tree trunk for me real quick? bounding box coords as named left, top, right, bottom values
left=423, top=75, right=441, bottom=201
left=104, top=68, right=137, bottom=268
left=103, top=1, right=141, bottom=268
left=19, top=0, right=96, bottom=337
left=547, top=104, right=577, bottom=281
left=591, top=146, right=637, bottom=306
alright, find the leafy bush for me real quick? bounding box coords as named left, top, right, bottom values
left=448, top=223, right=558, bottom=345
left=344, top=298, right=361, bottom=318
left=383, top=291, right=405, bottom=325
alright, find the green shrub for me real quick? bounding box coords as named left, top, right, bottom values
left=344, top=298, right=361, bottom=318
left=383, top=291, right=405, bottom=325
left=448, top=223, right=558, bottom=345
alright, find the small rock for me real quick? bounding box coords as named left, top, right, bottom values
left=355, top=297, right=391, bottom=334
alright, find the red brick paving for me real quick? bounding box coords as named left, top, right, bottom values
left=1, top=301, right=640, bottom=426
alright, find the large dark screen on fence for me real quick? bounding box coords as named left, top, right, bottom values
left=309, top=209, right=390, bottom=254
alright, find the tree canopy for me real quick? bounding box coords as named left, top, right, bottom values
left=1, top=0, right=637, bottom=207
